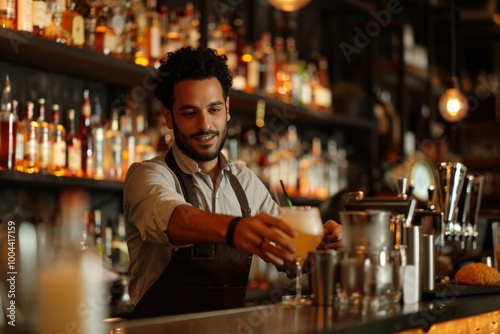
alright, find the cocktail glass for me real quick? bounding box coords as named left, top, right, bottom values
left=279, top=206, right=324, bottom=306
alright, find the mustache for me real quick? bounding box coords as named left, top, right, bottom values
left=190, top=130, right=219, bottom=139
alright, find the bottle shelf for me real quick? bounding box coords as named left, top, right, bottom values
left=0, top=29, right=374, bottom=131
left=228, top=89, right=375, bottom=130
left=0, top=170, right=123, bottom=192
left=0, top=29, right=153, bottom=88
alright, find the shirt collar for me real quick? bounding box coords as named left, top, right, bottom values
left=171, top=142, right=230, bottom=175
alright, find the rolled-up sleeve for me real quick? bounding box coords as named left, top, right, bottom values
left=123, top=157, right=191, bottom=246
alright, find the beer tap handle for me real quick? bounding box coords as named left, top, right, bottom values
left=398, top=177, right=408, bottom=199
left=408, top=180, right=415, bottom=197
left=427, top=185, right=436, bottom=211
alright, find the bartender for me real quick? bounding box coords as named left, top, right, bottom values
left=123, top=46, right=343, bottom=318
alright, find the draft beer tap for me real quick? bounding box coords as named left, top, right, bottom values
left=436, top=162, right=468, bottom=248
left=457, top=174, right=485, bottom=250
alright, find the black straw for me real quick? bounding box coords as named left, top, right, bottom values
left=280, top=180, right=293, bottom=207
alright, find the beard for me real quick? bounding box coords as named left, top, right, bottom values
left=171, top=120, right=228, bottom=162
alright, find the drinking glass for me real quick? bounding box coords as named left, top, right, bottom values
left=279, top=206, right=324, bottom=306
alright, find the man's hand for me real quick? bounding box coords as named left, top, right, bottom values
left=231, top=212, right=297, bottom=267
left=319, top=220, right=342, bottom=250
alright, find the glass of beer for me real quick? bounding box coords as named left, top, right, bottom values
left=279, top=206, right=324, bottom=306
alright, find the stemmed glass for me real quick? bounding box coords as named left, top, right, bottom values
left=279, top=206, right=324, bottom=306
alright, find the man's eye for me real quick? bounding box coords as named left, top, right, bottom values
left=182, top=111, right=195, bottom=117
left=210, top=108, right=221, bottom=113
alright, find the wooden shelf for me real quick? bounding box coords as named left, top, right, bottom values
left=229, top=89, right=375, bottom=130
left=0, top=170, right=123, bottom=192
left=0, top=29, right=153, bottom=88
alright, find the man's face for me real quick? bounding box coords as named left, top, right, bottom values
left=164, top=78, right=230, bottom=163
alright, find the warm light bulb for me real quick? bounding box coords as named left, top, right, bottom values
left=438, top=88, right=468, bottom=122
left=268, top=0, right=311, bottom=11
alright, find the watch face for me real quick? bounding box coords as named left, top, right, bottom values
left=410, top=159, right=435, bottom=202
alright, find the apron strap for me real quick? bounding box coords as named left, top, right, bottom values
left=165, top=149, right=251, bottom=218
left=165, top=149, right=200, bottom=208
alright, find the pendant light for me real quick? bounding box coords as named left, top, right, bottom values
left=438, top=0, right=468, bottom=122
left=268, top=0, right=311, bottom=12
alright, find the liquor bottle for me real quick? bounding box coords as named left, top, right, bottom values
left=111, top=214, right=129, bottom=273
left=145, top=0, right=161, bottom=65
left=232, top=18, right=247, bottom=91
left=0, top=77, right=17, bottom=170
left=103, top=109, right=125, bottom=180
left=94, top=5, right=111, bottom=53
left=274, top=36, right=291, bottom=101
left=65, top=108, right=81, bottom=176
left=310, top=137, right=327, bottom=198
left=260, top=32, right=276, bottom=96
left=134, top=111, right=156, bottom=162
left=13, top=100, right=24, bottom=171
left=32, top=0, right=48, bottom=36
left=123, top=0, right=137, bottom=60
left=37, top=98, right=52, bottom=173
left=0, top=0, right=15, bottom=28
left=0, top=74, right=11, bottom=112
left=133, top=0, right=148, bottom=66
left=93, top=125, right=105, bottom=179
left=162, top=4, right=182, bottom=53
left=90, top=95, right=103, bottom=128
left=49, top=104, right=67, bottom=176
left=76, top=89, right=93, bottom=178
left=84, top=1, right=97, bottom=50
left=243, top=44, right=259, bottom=94
left=324, top=139, right=341, bottom=197
left=108, top=1, right=126, bottom=58
left=16, top=0, right=33, bottom=32
left=310, top=57, right=332, bottom=111
left=182, top=2, right=199, bottom=48
left=44, top=9, right=72, bottom=45
left=22, top=101, right=39, bottom=174
left=159, top=4, right=171, bottom=55
left=91, top=96, right=105, bottom=179
left=120, top=107, right=135, bottom=176
left=82, top=209, right=105, bottom=259
left=62, top=0, right=85, bottom=47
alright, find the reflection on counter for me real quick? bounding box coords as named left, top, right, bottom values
left=398, top=310, right=500, bottom=334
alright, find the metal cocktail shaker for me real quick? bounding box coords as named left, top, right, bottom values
left=309, top=250, right=340, bottom=306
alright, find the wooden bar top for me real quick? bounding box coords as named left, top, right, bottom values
left=107, top=291, right=500, bottom=334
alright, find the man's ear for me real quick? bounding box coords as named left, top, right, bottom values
left=226, top=96, right=231, bottom=122
left=161, top=105, right=173, bottom=129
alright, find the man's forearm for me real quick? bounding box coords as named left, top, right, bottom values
left=166, top=205, right=233, bottom=245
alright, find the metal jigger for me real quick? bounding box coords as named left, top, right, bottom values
left=435, top=162, right=468, bottom=249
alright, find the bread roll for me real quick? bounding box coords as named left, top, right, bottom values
left=455, top=263, right=500, bottom=286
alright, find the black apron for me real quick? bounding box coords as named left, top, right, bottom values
left=132, top=149, right=252, bottom=319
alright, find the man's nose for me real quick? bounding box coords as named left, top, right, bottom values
left=197, top=112, right=210, bottom=131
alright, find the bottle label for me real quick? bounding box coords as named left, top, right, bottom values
left=15, top=132, right=24, bottom=161
left=17, top=0, right=33, bottom=32
left=72, top=15, right=85, bottom=46
left=52, top=141, right=67, bottom=167
left=68, top=141, right=81, bottom=174
left=24, top=138, right=37, bottom=162
left=150, top=26, right=161, bottom=59
left=32, top=0, right=47, bottom=27
left=39, top=141, right=51, bottom=168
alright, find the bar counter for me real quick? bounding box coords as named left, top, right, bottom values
left=108, top=291, right=500, bottom=334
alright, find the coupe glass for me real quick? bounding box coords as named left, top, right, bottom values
left=279, top=206, right=324, bottom=306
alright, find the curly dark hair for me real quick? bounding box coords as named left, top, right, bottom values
left=154, top=46, right=234, bottom=111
